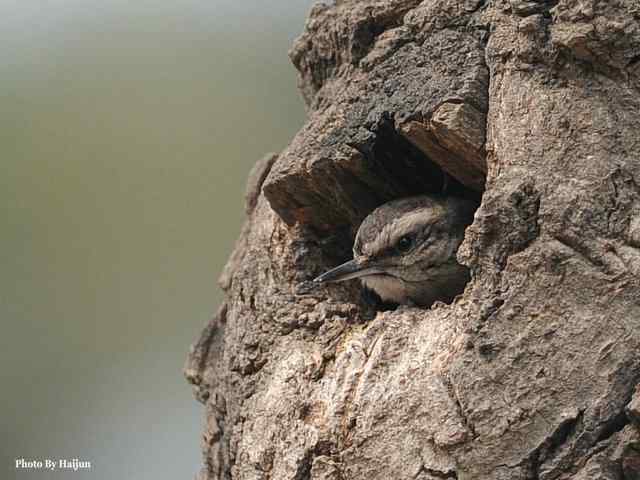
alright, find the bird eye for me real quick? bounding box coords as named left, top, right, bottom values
left=396, top=235, right=414, bottom=253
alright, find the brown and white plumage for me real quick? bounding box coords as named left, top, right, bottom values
left=314, top=195, right=476, bottom=307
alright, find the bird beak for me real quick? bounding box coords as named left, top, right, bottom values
left=313, top=259, right=383, bottom=284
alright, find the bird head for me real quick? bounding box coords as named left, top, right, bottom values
left=314, top=195, right=476, bottom=304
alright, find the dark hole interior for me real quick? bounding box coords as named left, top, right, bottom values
left=368, top=117, right=473, bottom=199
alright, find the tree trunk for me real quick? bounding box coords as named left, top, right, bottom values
left=185, top=1, right=640, bottom=479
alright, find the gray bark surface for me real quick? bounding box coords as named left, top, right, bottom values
left=185, top=1, right=640, bottom=479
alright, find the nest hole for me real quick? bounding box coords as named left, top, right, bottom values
left=309, top=116, right=484, bottom=310
left=323, top=117, right=482, bottom=254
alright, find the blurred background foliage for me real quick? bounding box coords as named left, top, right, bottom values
left=1, top=0, right=315, bottom=478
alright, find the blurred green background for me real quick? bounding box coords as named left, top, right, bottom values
left=1, top=1, right=314, bottom=478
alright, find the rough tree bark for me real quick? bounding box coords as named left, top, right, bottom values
left=185, top=1, right=640, bottom=479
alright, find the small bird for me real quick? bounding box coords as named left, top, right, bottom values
left=314, top=195, right=476, bottom=307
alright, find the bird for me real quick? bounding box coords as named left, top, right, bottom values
left=313, top=194, right=477, bottom=307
